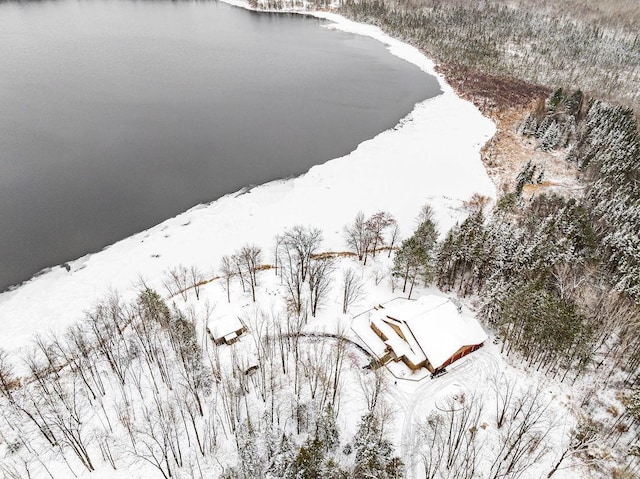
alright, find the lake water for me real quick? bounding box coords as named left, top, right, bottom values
left=0, top=0, right=440, bottom=292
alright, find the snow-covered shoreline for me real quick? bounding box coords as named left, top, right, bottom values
left=0, top=5, right=496, bottom=355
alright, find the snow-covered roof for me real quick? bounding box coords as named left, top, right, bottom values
left=371, top=314, right=426, bottom=366
left=378, top=295, right=487, bottom=370
left=208, top=315, right=244, bottom=340
left=352, top=314, right=389, bottom=357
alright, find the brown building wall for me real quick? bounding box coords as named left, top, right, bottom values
left=437, top=343, right=483, bottom=370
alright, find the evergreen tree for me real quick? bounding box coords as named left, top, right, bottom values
left=514, top=160, right=537, bottom=195
left=486, top=280, right=591, bottom=373
left=519, top=113, right=537, bottom=136
left=560, top=114, right=576, bottom=147
left=315, top=405, right=339, bottom=453
left=564, top=89, right=584, bottom=117
left=535, top=114, right=551, bottom=139
left=137, top=287, right=171, bottom=328
left=570, top=100, right=640, bottom=299
left=392, top=218, right=438, bottom=298
left=267, top=433, right=295, bottom=478
left=436, top=209, right=489, bottom=296
left=540, top=120, right=561, bottom=151
left=352, top=413, right=403, bottom=479
left=290, top=437, right=326, bottom=479
left=546, top=87, right=566, bottom=114
left=236, top=423, right=265, bottom=478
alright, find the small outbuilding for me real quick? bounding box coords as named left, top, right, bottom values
left=361, top=295, right=487, bottom=374
left=208, top=315, right=247, bottom=345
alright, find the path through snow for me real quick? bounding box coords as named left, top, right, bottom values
left=387, top=347, right=500, bottom=478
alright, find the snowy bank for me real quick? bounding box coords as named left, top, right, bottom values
left=0, top=7, right=495, bottom=355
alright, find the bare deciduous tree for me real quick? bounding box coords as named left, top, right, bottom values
left=366, top=211, right=396, bottom=258
left=277, top=225, right=323, bottom=315
left=342, top=268, right=364, bottom=315
left=189, top=265, right=205, bottom=300
left=308, top=257, right=334, bottom=317
left=345, top=211, right=373, bottom=263
left=281, top=244, right=305, bottom=315
left=163, top=265, right=190, bottom=301
left=418, top=393, right=483, bottom=479
left=219, top=255, right=234, bottom=303
left=281, top=225, right=323, bottom=283
left=488, top=385, right=555, bottom=479
left=416, top=203, right=435, bottom=226
left=238, top=244, right=262, bottom=302
left=370, top=263, right=386, bottom=286
left=547, top=418, right=598, bottom=477
left=232, top=253, right=247, bottom=294
left=388, top=222, right=400, bottom=258
left=492, top=372, right=518, bottom=429
left=358, top=366, right=386, bottom=413
left=0, top=349, right=16, bottom=404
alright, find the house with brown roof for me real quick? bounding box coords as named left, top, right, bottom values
left=355, top=295, right=487, bottom=375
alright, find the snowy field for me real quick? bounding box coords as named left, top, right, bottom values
left=0, top=6, right=593, bottom=479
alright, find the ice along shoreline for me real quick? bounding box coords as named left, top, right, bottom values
left=0, top=4, right=496, bottom=354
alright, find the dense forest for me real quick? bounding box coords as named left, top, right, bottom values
left=339, top=0, right=639, bottom=106
left=436, top=89, right=640, bottom=475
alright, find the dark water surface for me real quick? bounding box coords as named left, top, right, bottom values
left=0, top=0, right=440, bottom=291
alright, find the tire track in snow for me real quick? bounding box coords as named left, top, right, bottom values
left=388, top=348, right=500, bottom=478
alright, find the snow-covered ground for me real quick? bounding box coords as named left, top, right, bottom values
left=0, top=8, right=495, bottom=356
left=0, top=6, right=597, bottom=479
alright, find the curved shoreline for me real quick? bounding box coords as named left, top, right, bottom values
left=0, top=5, right=496, bottom=354
left=222, top=0, right=451, bottom=94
